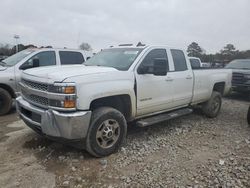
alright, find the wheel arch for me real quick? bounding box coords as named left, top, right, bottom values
left=89, top=94, right=133, bottom=121
left=213, top=82, right=225, bottom=95
left=0, top=84, right=16, bottom=98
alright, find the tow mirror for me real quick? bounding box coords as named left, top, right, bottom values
left=20, top=63, right=33, bottom=70
left=20, top=58, right=40, bottom=70
left=138, top=58, right=167, bottom=76
left=32, top=58, right=40, bottom=68
left=153, top=58, right=167, bottom=76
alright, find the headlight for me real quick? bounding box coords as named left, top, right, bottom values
left=49, top=83, right=76, bottom=94
left=48, top=82, right=77, bottom=109
left=50, top=98, right=76, bottom=109
left=63, top=100, right=76, bottom=108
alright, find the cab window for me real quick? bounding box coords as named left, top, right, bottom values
left=171, top=49, right=187, bottom=71
left=59, top=51, right=85, bottom=65
left=22, top=51, right=56, bottom=69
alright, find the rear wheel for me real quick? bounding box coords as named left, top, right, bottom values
left=86, top=107, right=127, bottom=157
left=202, top=91, right=222, bottom=118
left=0, top=88, right=12, bottom=116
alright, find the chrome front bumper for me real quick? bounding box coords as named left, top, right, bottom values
left=16, top=97, right=92, bottom=140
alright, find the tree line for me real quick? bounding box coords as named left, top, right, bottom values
left=0, top=43, right=52, bottom=56
left=0, top=42, right=92, bottom=57
left=1, top=41, right=249, bottom=65
left=187, top=42, right=250, bottom=64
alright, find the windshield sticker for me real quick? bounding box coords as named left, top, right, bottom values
left=124, top=51, right=138, bottom=55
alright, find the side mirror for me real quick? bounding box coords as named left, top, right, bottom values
left=137, top=65, right=148, bottom=74
left=32, top=58, right=40, bottom=68
left=153, top=58, right=167, bottom=76
left=20, top=63, right=33, bottom=70
left=20, top=58, right=40, bottom=70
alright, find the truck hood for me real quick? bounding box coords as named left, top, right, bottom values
left=23, top=65, right=118, bottom=82
left=231, top=69, right=250, bottom=74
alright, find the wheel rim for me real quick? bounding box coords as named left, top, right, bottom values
left=212, top=97, right=220, bottom=113
left=96, top=119, right=120, bottom=149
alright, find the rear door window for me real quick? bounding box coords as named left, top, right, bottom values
left=171, top=49, right=188, bottom=71
left=59, top=51, right=85, bottom=65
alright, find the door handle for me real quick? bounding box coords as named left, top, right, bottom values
left=165, top=77, right=173, bottom=82
left=186, top=75, right=193, bottom=79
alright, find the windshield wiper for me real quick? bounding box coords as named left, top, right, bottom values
left=0, top=61, right=7, bottom=66
left=85, top=64, right=104, bottom=67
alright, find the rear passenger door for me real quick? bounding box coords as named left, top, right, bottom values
left=168, top=49, right=193, bottom=107
left=59, top=51, right=85, bottom=65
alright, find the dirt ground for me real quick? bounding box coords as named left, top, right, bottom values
left=0, top=94, right=249, bottom=188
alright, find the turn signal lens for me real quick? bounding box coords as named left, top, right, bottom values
left=64, top=100, right=76, bottom=108
left=64, top=86, right=75, bottom=94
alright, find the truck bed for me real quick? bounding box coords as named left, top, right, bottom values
left=192, top=68, right=232, bottom=104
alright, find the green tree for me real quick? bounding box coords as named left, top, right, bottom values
left=220, top=44, right=238, bottom=62
left=79, top=42, right=92, bottom=51
left=187, top=42, right=203, bottom=58
left=220, top=44, right=237, bottom=56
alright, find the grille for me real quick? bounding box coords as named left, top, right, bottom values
left=22, top=79, right=49, bottom=92
left=21, top=88, right=49, bottom=107
left=28, top=95, right=49, bottom=106
left=232, top=72, right=245, bottom=84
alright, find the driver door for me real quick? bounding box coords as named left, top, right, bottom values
left=135, top=48, right=174, bottom=116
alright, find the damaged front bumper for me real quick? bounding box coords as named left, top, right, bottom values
left=16, top=97, right=92, bottom=140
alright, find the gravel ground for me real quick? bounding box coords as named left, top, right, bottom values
left=0, top=95, right=249, bottom=188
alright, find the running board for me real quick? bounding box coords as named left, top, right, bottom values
left=136, top=108, right=193, bottom=127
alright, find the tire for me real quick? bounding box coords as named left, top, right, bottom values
left=86, top=107, right=127, bottom=157
left=0, top=88, right=12, bottom=116
left=247, top=106, right=250, bottom=125
left=202, top=91, right=222, bottom=118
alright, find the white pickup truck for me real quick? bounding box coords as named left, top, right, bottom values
left=0, top=48, right=92, bottom=115
left=16, top=45, right=232, bottom=157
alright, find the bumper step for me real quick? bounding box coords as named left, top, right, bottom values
left=137, top=108, right=193, bottom=127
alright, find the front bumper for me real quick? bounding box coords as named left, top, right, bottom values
left=16, top=96, right=92, bottom=140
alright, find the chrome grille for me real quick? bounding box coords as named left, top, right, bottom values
left=20, top=79, right=76, bottom=111
left=232, top=72, right=245, bottom=84
left=21, top=88, right=49, bottom=107
left=21, top=79, right=49, bottom=92
left=27, top=95, right=49, bottom=106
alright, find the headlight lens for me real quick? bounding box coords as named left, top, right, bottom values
left=49, top=85, right=76, bottom=94
left=48, top=83, right=76, bottom=109
left=63, top=100, right=76, bottom=108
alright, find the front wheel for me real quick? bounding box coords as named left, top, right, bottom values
left=0, top=88, right=12, bottom=116
left=202, top=91, right=222, bottom=118
left=86, top=107, right=127, bottom=157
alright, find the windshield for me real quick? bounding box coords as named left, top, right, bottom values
left=84, top=48, right=143, bottom=71
left=0, top=49, right=35, bottom=67
left=225, top=59, right=250, bottom=70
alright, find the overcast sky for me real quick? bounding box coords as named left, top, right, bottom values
left=0, top=0, right=249, bottom=53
